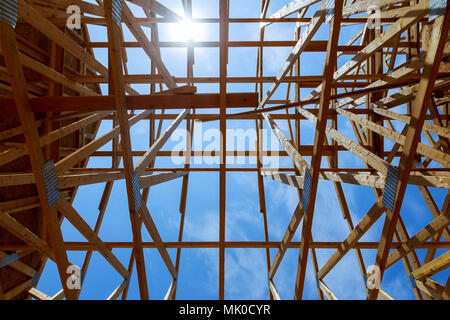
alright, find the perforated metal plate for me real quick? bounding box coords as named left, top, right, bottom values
left=325, top=0, right=335, bottom=24
left=429, top=0, right=447, bottom=22
left=382, top=165, right=399, bottom=212
left=41, top=160, right=60, bottom=208
left=131, top=170, right=142, bottom=211
left=301, top=167, right=312, bottom=212
left=409, top=274, right=417, bottom=289
left=0, top=0, right=18, bottom=28
left=112, top=0, right=122, bottom=26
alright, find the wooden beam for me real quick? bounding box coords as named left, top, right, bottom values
left=368, top=12, right=450, bottom=299
left=416, top=278, right=444, bottom=300
left=0, top=210, right=54, bottom=260
left=127, top=0, right=183, bottom=21
left=412, top=251, right=450, bottom=281
left=297, top=106, right=390, bottom=174
left=122, top=1, right=177, bottom=89
left=262, top=171, right=450, bottom=189
left=335, top=106, right=450, bottom=166
left=17, top=0, right=107, bottom=77
left=55, top=110, right=152, bottom=174
left=260, top=0, right=320, bottom=28
left=294, top=2, right=343, bottom=299
left=268, top=280, right=281, bottom=300
left=268, top=202, right=304, bottom=279
left=3, top=279, right=34, bottom=300
left=342, top=0, right=408, bottom=17
left=139, top=172, right=188, bottom=189
left=0, top=112, right=110, bottom=168
left=0, top=21, right=76, bottom=300
left=134, top=109, right=189, bottom=175
left=262, top=113, right=309, bottom=172
left=106, top=280, right=127, bottom=300
left=0, top=93, right=258, bottom=112
left=0, top=45, right=99, bottom=96
left=104, top=0, right=149, bottom=299
left=336, top=56, right=424, bottom=109
left=318, top=280, right=338, bottom=300
left=317, top=201, right=385, bottom=279
left=0, top=251, right=36, bottom=278
left=258, top=1, right=327, bottom=108
left=2, top=241, right=449, bottom=251
left=304, top=0, right=430, bottom=101
left=139, top=205, right=177, bottom=278
left=443, top=275, right=450, bottom=300
left=385, top=212, right=450, bottom=269
left=28, top=287, right=51, bottom=300
left=373, top=107, right=450, bottom=140
left=56, top=198, right=129, bottom=278
left=218, top=0, right=228, bottom=300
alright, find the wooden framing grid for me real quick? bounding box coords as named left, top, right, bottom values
left=0, top=0, right=449, bottom=300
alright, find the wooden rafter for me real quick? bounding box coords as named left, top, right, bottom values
left=0, top=0, right=449, bottom=301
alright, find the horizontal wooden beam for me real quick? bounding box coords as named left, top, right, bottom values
left=139, top=172, right=188, bottom=189
left=1, top=241, right=449, bottom=251
left=0, top=93, right=258, bottom=112
left=85, top=40, right=417, bottom=50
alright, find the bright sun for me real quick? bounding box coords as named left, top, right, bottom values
left=169, top=18, right=203, bottom=42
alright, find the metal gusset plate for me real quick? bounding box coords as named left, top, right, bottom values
left=382, top=165, right=399, bottom=212
left=131, top=170, right=142, bottom=211
left=0, top=0, right=18, bottom=28
left=325, top=0, right=335, bottom=24
left=112, top=0, right=123, bottom=26
left=301, top=167, right=312, bottom=212
left=429, top=0, right=447, bottom=22
left=41, top=160, right=60, bottom=208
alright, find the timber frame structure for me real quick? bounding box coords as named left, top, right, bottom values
left=0, top=0, right=449, bottom=300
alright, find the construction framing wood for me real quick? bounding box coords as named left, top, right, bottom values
left=0, top=21, right=76, bottom=300
left=294, top=1, right=344, bottom=299
left=56, top=198, right=129, bottom=278
left=368, top=11, right=450, bottom=300
left=135, top=109, right=189, bottom=175
left=103, top=0, right=149, bottom=299
left=258, top=1, right=327, bottom=109
left=261, top=170, right=450, bottom=189
left=0, top=93, right=258, bottom=112
left=260, top=0, right=321, bottom=28
left=122, top=1, right=177, bottom=89
left=0, top=0, right=449, bottom=301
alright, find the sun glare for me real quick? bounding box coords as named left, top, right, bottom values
left=169, top=18, right=203, bottom=42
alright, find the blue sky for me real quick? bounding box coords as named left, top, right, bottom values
left=35, top=0, right=449, bottom=300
